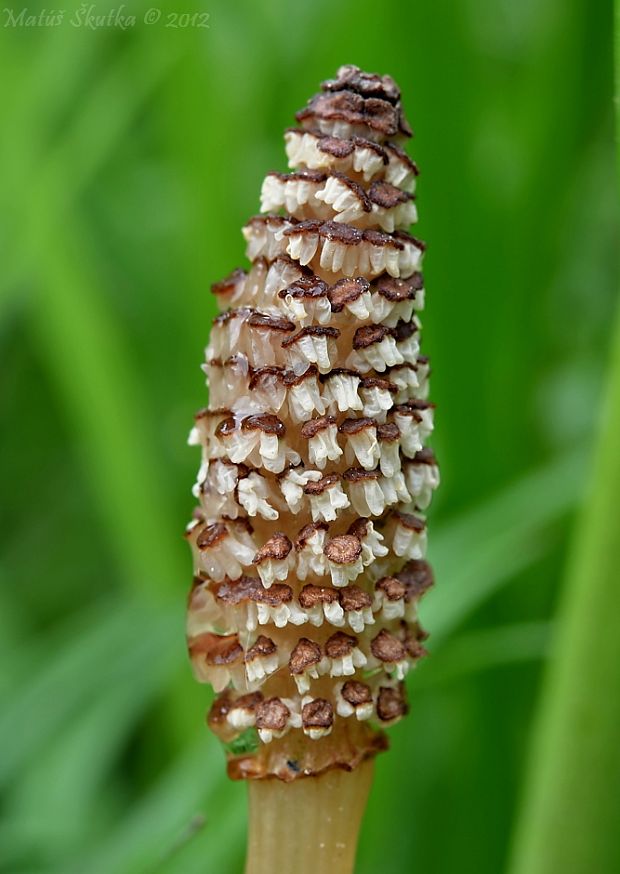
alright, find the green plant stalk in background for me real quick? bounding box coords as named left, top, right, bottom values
left=509, top=303, right=620, bottom=874
left=507, top=12, right=620, bottom=868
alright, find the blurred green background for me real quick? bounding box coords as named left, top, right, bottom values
left=1, top=0, right=619, bottom=872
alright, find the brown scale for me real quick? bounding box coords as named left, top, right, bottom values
left=187, top=65, right=439, bottom=781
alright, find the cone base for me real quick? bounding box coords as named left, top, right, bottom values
left=227, top=719, right=387, bottom=782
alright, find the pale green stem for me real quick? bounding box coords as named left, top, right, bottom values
left=245, top=761, right=374, bottom=874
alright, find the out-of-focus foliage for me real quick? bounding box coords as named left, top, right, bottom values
left=0, top=1, right=617, bottom=872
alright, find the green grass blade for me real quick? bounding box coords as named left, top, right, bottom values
left=0, top=600, right=178, bottom=788
left=422, top=446, right=586, bottom=640
left=415, top=622, right=551, bottom=691
left=64, top=740, right=237, bottom=874
left=2, top=30, right=182, bottom=306
left=27, top=216, right=185, bottom=598
left=507, top=36, right=620, bottom=861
